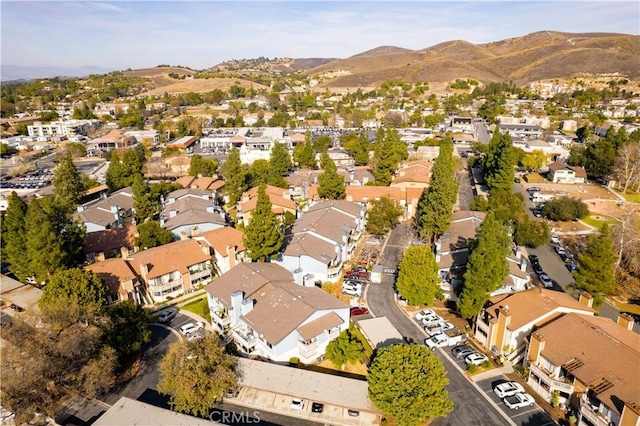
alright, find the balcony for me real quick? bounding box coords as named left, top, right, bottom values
left=212, top=308, right=232, bottom=326
left=529, top=363, right=575, bottom=393
left=233, top=328, right=257, bottom=347
left=298, top=340, right=319, bottom=358
left=579, top=401, right=612, bottom=426
left=189, top=269, right=212, bottom=282
left=148, top=279, right=183, bottom=293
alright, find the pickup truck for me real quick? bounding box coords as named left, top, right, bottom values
left=424, top=329, right=467, bottom=349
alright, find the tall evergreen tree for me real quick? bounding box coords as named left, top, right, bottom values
left=243, top=184, right=283, bottom=261
left=25, top=196, right=85, bottom=283
left=132, top=173, right=157, bottom=221
left=574, top=225, right=617, bottom=307
left=292, top=132, right=315, bottom=168
left=317, top=153, right=345, bottom=200
left=221, top=146, right=246, bottom=208
left=3, top=192, right=30, bottom=280
left=416, top=138, right=458, bottom=243
left=52, top=152, right=85, bottom=206
left=189, top=155, right=218, bottom=177
left=458, top=212, right=512, bottom=319
left=268, top=142, right=291, bottom=188
left=483, top=130, right=517, bottom=191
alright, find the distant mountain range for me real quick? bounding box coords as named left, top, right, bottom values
left=4, top=31, right=638, bottom=90
left=0, top=65, right=116, bottom=82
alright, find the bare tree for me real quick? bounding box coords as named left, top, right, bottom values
left=613, top=142, right=640, bottom=193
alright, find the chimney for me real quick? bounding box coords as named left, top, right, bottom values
left=76, top=205, right=84, bottom=212
left=169, top=209, right=177, bottom=218
left=528, top=331, right=545, bottom=364
left=202, top=192, right=210, bottom=200
left=515, top=247, right=522, bottom=259
left=617, top=313, right=635, bottom=330
left=230, top=290, right=243, bottom=322
left=520, top=259, right=527, bottom=272
left=579, top=291, right=594, bottom=308
left=139, top=263, right=149, bottom=280
left=240, top=298, right=254, bottom=316
left=192, top=226, right=200, bottom=237
left=227, top=245, right=237, bottom=268
left=206, top=205, right=214, bottom=213
left=180, top=230, right=188, bottom=241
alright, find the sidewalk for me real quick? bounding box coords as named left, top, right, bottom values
left=469, top=360, right=514, bottom=382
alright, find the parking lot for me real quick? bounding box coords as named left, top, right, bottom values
left=440, top=346, right=556, bottom=426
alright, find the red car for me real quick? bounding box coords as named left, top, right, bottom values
left=350, top=307, right=369, bottom=316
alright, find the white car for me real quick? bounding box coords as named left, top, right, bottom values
left=415, top=309, right=438, bottom=321
left=538, top=273, right=553, bottom=288
left=180, top=321, right=205, bottom=336
left=425, top=334, right=448, bottom=349
left=493, top=381, right=525, bottom=398
left=503, top=392, right=535, bottom=410
left=342, top=285, right=362, bottom=297
left=465, top=352, right=489, bottom=365
left=550, top=234, right=560, bottom=244
left=290, top=398, right=305, bottom=410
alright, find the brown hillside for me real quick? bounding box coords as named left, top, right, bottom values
left=140, top=78, right=269, bottom=97
left=349, top=46, right=413, bottom=58
left=124, top=67, right=197, bottom=89
left=306, top=31, right=639, bottom=89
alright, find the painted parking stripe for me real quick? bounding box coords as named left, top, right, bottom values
left=508, top=407, right=539, bottom=418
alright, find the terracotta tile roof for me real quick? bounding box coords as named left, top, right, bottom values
left=392, top=163, right=432, bottom=185
left=239, top=185, right=296, bottom=213
left=231, top=134, right=245, bottom=143
left=283, top=233, right=337, bottom=264
left=198, top=227, right=245, bottom=256
left=191, top=177, right=220, bottom=190
left=345, top=186, right=404, bottom=203
left=86, top=258, right=138, bottom=296
left=535, top=313, right=640, bottom=415
left=297, top=312, right=344, bottom=340
left=130, top=239, right=211, bottom=280
left=484, top=288, right=597, bottom=331
left=290, top=133, right=306, bottom=142
left=206, top=263, right=348, bottom=344
left=174, top=176, right=195, bottom=188
left=84, top=224, right=138, bottom=254
left=100, top=130, right=124, bottom=141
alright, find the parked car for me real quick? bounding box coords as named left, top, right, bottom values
left=566, top=262, right=578, bottom=272
left=538, top=273, right=553, bottom=288
left=350, top=306, right=369, bottom=316
left=311, top=402, right=324, bottom=413
left=451, top=345, right=475, bottom=359
left=347, top=410, right=360, bottom=417
left=465, top=352, right=489, bottom=366
left=503, top=392, right=535, bottom=410
left=415, top=309, right=439, bottom=321
left=555, top=245, right=566, bottom=256
left=157, top=307, right=178, bottom=324
left=514, top=177, right=521, bottom=183
left=493, top=381, right=525, bottom=398
left=531, top=262, right=543, bottom=275
left=180, top=321, right=205, bottom=335
left=342, top=284, right=362, bottom=297
left=528, top=255, right=539, bottom=264
left=550, top=234, right=560, bottom=244
left=532, top=208, right=543, bottom=218
left=290, top=399, right=305, bottom=410
left=526, top=187, right=541, bottom=194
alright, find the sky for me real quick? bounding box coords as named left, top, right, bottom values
left=1, top=1, right=639, bottom=70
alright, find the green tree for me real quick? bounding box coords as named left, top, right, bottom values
left=106, top=147, right=146, bottom=191
left=158, top=335, right=237, bottom=417
left=317, top=153, right=345, bottom=200
left=243, top=184, right=283, bottom=261
left=342, top=131, right=371, bottom=165
left=132, top=173, right=157, bottom=221
left=396, top=246, right=442, bottom=306
left=368, top=344, right=453, bottom=426
left=102, top=301, right=151, bottom=362
left=0, top=143, right=17, bottom=157
left=488, top=188, right=528, bottom=227
left=3, top=192, right=29, bottom=280
left=483, top=130, right=517, bottom=191
left=542, top=197, right=589, bottom=221
left=221, top=146, right=246, bottom=207
left=38, top=268, right=108, bottom=326
left=521, top=150, right=547, bottom=172
left=458, top=212, right=512, bottom=319
left=292, top=132, right=316, bottom=168
left=585, top=138, right=616, bottom=178
left=514, top=218, right=551, bottom=247
left=246, top=158, right=270, bottom=188
left=365, top=196, right=404, bottom=236
left=416, top=138, right=458, bottom=243
left=325, top=326, right=365, bottom=369
left=469, top=195, right=489, bottom=212
left=25, top=196, right=85, bottom=283
left=574, top=226, right=616, bottom=307
left=136, top=220, right=174, bottom=249
left=312, top=134, right=332, bottom=154
left=189, top=154, right=218, bottom=177
left=52, top=152, right=86, bottom=206
left=268, top=141, right=292, bottom=188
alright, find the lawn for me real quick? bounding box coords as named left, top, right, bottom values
left=612, top=299, right=640, bottom=316
left=181, top=297, right=211, bottom=322
left=582, top=213, right=615, bottom=229
left=616, top=190, right=640, bottom=204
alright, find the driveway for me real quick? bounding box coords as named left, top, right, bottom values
left=366, top=225, right=516, bottom=426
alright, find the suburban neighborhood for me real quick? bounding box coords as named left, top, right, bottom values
left=1, top=12, right=640, bottom=426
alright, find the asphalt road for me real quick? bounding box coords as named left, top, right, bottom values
left=366, top=224, right=513, bottom=426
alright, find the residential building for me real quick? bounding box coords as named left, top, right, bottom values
left=236, top=185, right=297, bottom=226
left=205, top=263, right=349, bottom=363
left=547, top=161, right=587, bottom=184
left=0, top=274, right=42, bottom=317
left=474, top=289, right=596, bottom=362
left=193, top=227, right=247, bottom=276
left=83, top=223, right=138, bottom=263
left=497, top=123, right=543, bottom=138
left=345, top=185, right=423, bottom=220
left=130, top=239, right=214, bottom=303
left=160, top=188, right=227, bottom=239
left=278, top=200, right=365, bottom=285
left=167, top=135, right=198, bottom=151
left=390, top=160, right=432, bottom=190
left=123, top=130, right=160, bottom=145
left=85, top=258, right=143, bottom=305
left=27, top=119, right=101, bottom=139
left=95, top=397, right=219, bottom=426
left=435, top=211, right=486, bottom=296
left=337, top=166, right=374, bottom=186
left=525, top=313, right=639, bottom=426
left=87, top=129, right=137, bottom=155
left=74, top=187, right=134, bottom=233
